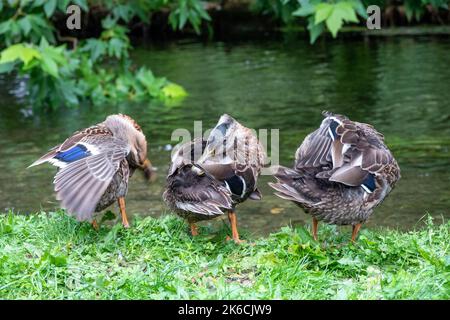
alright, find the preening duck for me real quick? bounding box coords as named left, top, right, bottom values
left=29, top=114, right=154, bottom=228
left=163, top=114, right=267, bottom=243
left=269, top=111, right=400, bottom=242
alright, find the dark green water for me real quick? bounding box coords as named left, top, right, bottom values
left=0, top=36, right=449, bottom=235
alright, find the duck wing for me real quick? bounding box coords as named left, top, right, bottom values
left=199, top=114, right=266, bottom=201
left=164, top=164, right=233, bottom=216
left=28, top=124, right=111, bottom=168
left=296, top=111, right=395, bottom=193
left=51, top=134, right=129, bottom=221
left=167, top=138, right=206, bottom=176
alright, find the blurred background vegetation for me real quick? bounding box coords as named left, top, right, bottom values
left=0, top=0, right=448, bottom=110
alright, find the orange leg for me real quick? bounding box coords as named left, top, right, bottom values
left=351, top=223, right=362, bottom=242
left=118, top=197, right=130, bottom=228
left=227, top=210, right=244, bottom=244
left=92, top=220, right=99, bottom=230
left=312, top=217, right=319, bottom=241
left=190, top=223, right=198, bottom=236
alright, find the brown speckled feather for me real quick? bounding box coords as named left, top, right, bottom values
left=53, top=141, right=128, bottom=221
left=29, top=114, right=148, bottom=222
left=164, top=139, right=233, bottom=222
left=164, top=115, right=267, bottom=223
left=270, top=111, right=400, bottom=226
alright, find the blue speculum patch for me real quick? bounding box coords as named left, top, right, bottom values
left=54, top=144, right=91, bottom=163
left=361, top=173, right=376, bottom=192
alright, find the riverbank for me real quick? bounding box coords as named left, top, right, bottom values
left=0, top=211, right=448, bottom=299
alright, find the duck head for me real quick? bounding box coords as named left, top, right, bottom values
left=199, top=114, right=238, bottom=164
left=105, top=114, right=155, bottom=180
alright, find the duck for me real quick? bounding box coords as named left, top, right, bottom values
left=163, top=114, right=266, bottom=243
left=269, top=111, right=400, bottom=242
left=28, top=114, right=154, bottom=228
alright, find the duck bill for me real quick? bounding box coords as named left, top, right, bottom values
left=141, top=158, right=155, bottom=181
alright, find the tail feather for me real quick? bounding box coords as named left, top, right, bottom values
left=269, top=166, right=314, bottom=205
left=164, top=164, right=233, bottom=217
left=268, top=181, right=311, bottom=204
left=274, top=192, right=301, bottom=202
left=271, top=165, right=298, bottom=178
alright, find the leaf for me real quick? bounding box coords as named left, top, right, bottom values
left=0, top=21, right=12, bottom=34
left=113, top=4, right=133, bottom=22
left=22, top=58, right=40, bottom=71
left=10, top=21, right=21, bottom=38
left=162, top=83, right=187, bottom=99
left=108, top=38, right=127, bottom=59
left=179, top=8, right=188, bottom=29
left=353, top=0, right=368, bottom=19
left=28, top=13, right=51, bottom=29
left=307, top=16, right=324, bottom=44
left=136, top=68, right=155, bottom=88
left=50, top=254, right=67, bottom=267
left=56, top=0, right=69, bottom=11
left=293, top=6, right=314, bottom=17
left=73, top=0, right=88, bottom=11
left=336, top=2, right=359, bottom=23
left=198, top=7, right=211, bottom=21
left=102, top=15, right=117, bottom=29
left=81, top=39, right=106, bottom=62
left=326, top=7, right=345, bottom=38
left=41, top=251, right=68, bottom=267
left=44, top=0, right=57, bottom=17
left=293, top=0, right=316, bottom=17
left=20, top=47, right=42, bottom=65
left=168, top=12, right=177, bottom=29
left=17, top=17, right=32, bottom=35
left=0, top=61, right=16, bottom=73
left=314, top=3, right=333, bottom=24
left=147, top=77, right=166, bottom=96
left=56, top=79, right=79, bottom=106
left=41, top=56, right=59, bottom=78
left=39, top=39, right=67, bottom=65
left=0, top=44, right=41, bottom=66
left=32, top=0, right=48, bottom=7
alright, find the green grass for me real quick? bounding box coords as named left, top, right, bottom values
left=0, top=211, right=448, bottom=299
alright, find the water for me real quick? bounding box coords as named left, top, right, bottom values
left=0, top=36, right=449, bottom=235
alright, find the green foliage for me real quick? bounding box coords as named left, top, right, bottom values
left=0, top=0, right=209, bottom=110
left=402, top=0, right=448, bottom=22
left=255, top=0, right=449, bottom=43
left=169, top=0, right=211, bottom=34
left=293, top=0, right=367, bottom=42
left=0, top=211, right=448, bottom=299
left=252, top=0, right=301, bottom=24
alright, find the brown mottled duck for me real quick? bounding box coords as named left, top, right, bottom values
left=269, top=111, right=401, bottom=242
left=163, top=114, right=267, bottom=243
left=29, top=114, right=154, bottom=228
